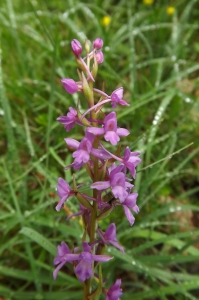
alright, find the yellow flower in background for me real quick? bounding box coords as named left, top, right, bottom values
left=143, top=0, right=154, bottom=5
left=101, top=16, right=111, bottom=27
left=167, top=6, right=175, bottom=15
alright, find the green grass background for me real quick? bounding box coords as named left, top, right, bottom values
left=0, top=0, right=199, bottom=299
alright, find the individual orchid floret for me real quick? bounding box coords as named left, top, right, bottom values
left=53, top=242, right=75, bottom=280
left=99, top=144, right=142, bottom=179
left=98, top=223, right=124, bottom=253
left=120, top=192, right=139, bottom=226
left=61, top=78, right=80, bottom=94
left=75, top=242, right=113, bottom=282
left=93, top=37, right=104, bottom=49
left=71, top=39, right=83, bottom=57
left=106, top=279, right=123, bottom=300
left=80, top=88, right=130, bottom=120
left=87, top=112, right=130, bottom=146
left=122, top=147, right=142, bottom=178
left=111, top=87, right=130, bottom=108
left=57, top=107, right=82, bottom=132
left=53, top=241, right=113, bottom=282
left=56, top=178, right=75, bottom=211
left=91, top=165, right=133, bottom=202
left=96, top=51, right=104, bottom=64
left=65, top=132, right=111, bottom=170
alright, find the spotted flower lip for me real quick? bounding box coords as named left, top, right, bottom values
left=53, top=241, right=113, bottom=282
left=87, top=112, right=130, bottom=146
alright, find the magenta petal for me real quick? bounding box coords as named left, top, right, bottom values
left=87, top=127, right=105, bottom=135
left=119, top=99, right=130, bottom=106
left=53, top=261, right=66, bottom=280
left=91, top=181, right=111, bottom=190
left=123, top=193, right=138, bottom=208
left=112, top=186, right=128, bottom=202
left=105, top=223, right=117, bottom=241
left=133, top=204, right=139, bottom=214
left=55, top=195, right=68, bottom=211
left=59, top=242, right=70, bottom=256
left=91, top=254, right=113, bottom=262
left=123, top=206, right=135, bottom=226
left=73, top=149, right=90, bottom=164
left=82, top=242, right=91, bottom=252
left=65, top=138, right=79, bottom=149
left=109, top=240, right=124, bottom=254
left=113, top=87, right=123, bottom=99
left=91, top=148, right=112, bottom=160
left=116, top=128, right=130, bottom=136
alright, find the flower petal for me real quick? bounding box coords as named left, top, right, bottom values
left=75, top=259, right=92, bottom=282
left=91, top=181, right=111, bottom=190
left=123, top=206, right=135, bottom=226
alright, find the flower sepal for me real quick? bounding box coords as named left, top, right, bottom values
left=77, top=105, right=91, bottom=127
left=82, top=72, right=94, bottom=106
left=97, top=205, right=115, bottom=221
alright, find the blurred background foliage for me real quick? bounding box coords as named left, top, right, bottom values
left=0, top=0, right=199, bottom=299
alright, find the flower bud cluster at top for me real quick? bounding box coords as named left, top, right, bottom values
left=53, top=38, right=141, bottom=300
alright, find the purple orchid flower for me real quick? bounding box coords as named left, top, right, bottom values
left=111, top=87, right=130, bottom=108
left=56, top=178, right=75, bottom=211
left=87, top=112, right=129, bottom=146
left=99, top=144, right=142, bottom=179
left=65, top=131, right=111, bottom=170
left=53, top=241, right=113, bottom=282
left=57, top=107, right=82, bottom=132
left=98, top=223, right=124, bottom=253
left=122, top=147, right=142, bottom=178
left=106, top=279, right=123, bottom=300
left=120, top=192, right=139, bottom=226
left=91, top=165, right=133, bottom=202
left=80, top=88, right=130, bottom=120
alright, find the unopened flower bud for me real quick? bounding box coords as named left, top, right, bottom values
left=71, top=39, right=82, bottom=57
left=96, top=51, right=104, bottom=64
left=93, top=38, right=103, bottom=50
left=61, top=78, right=78, bottom=94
